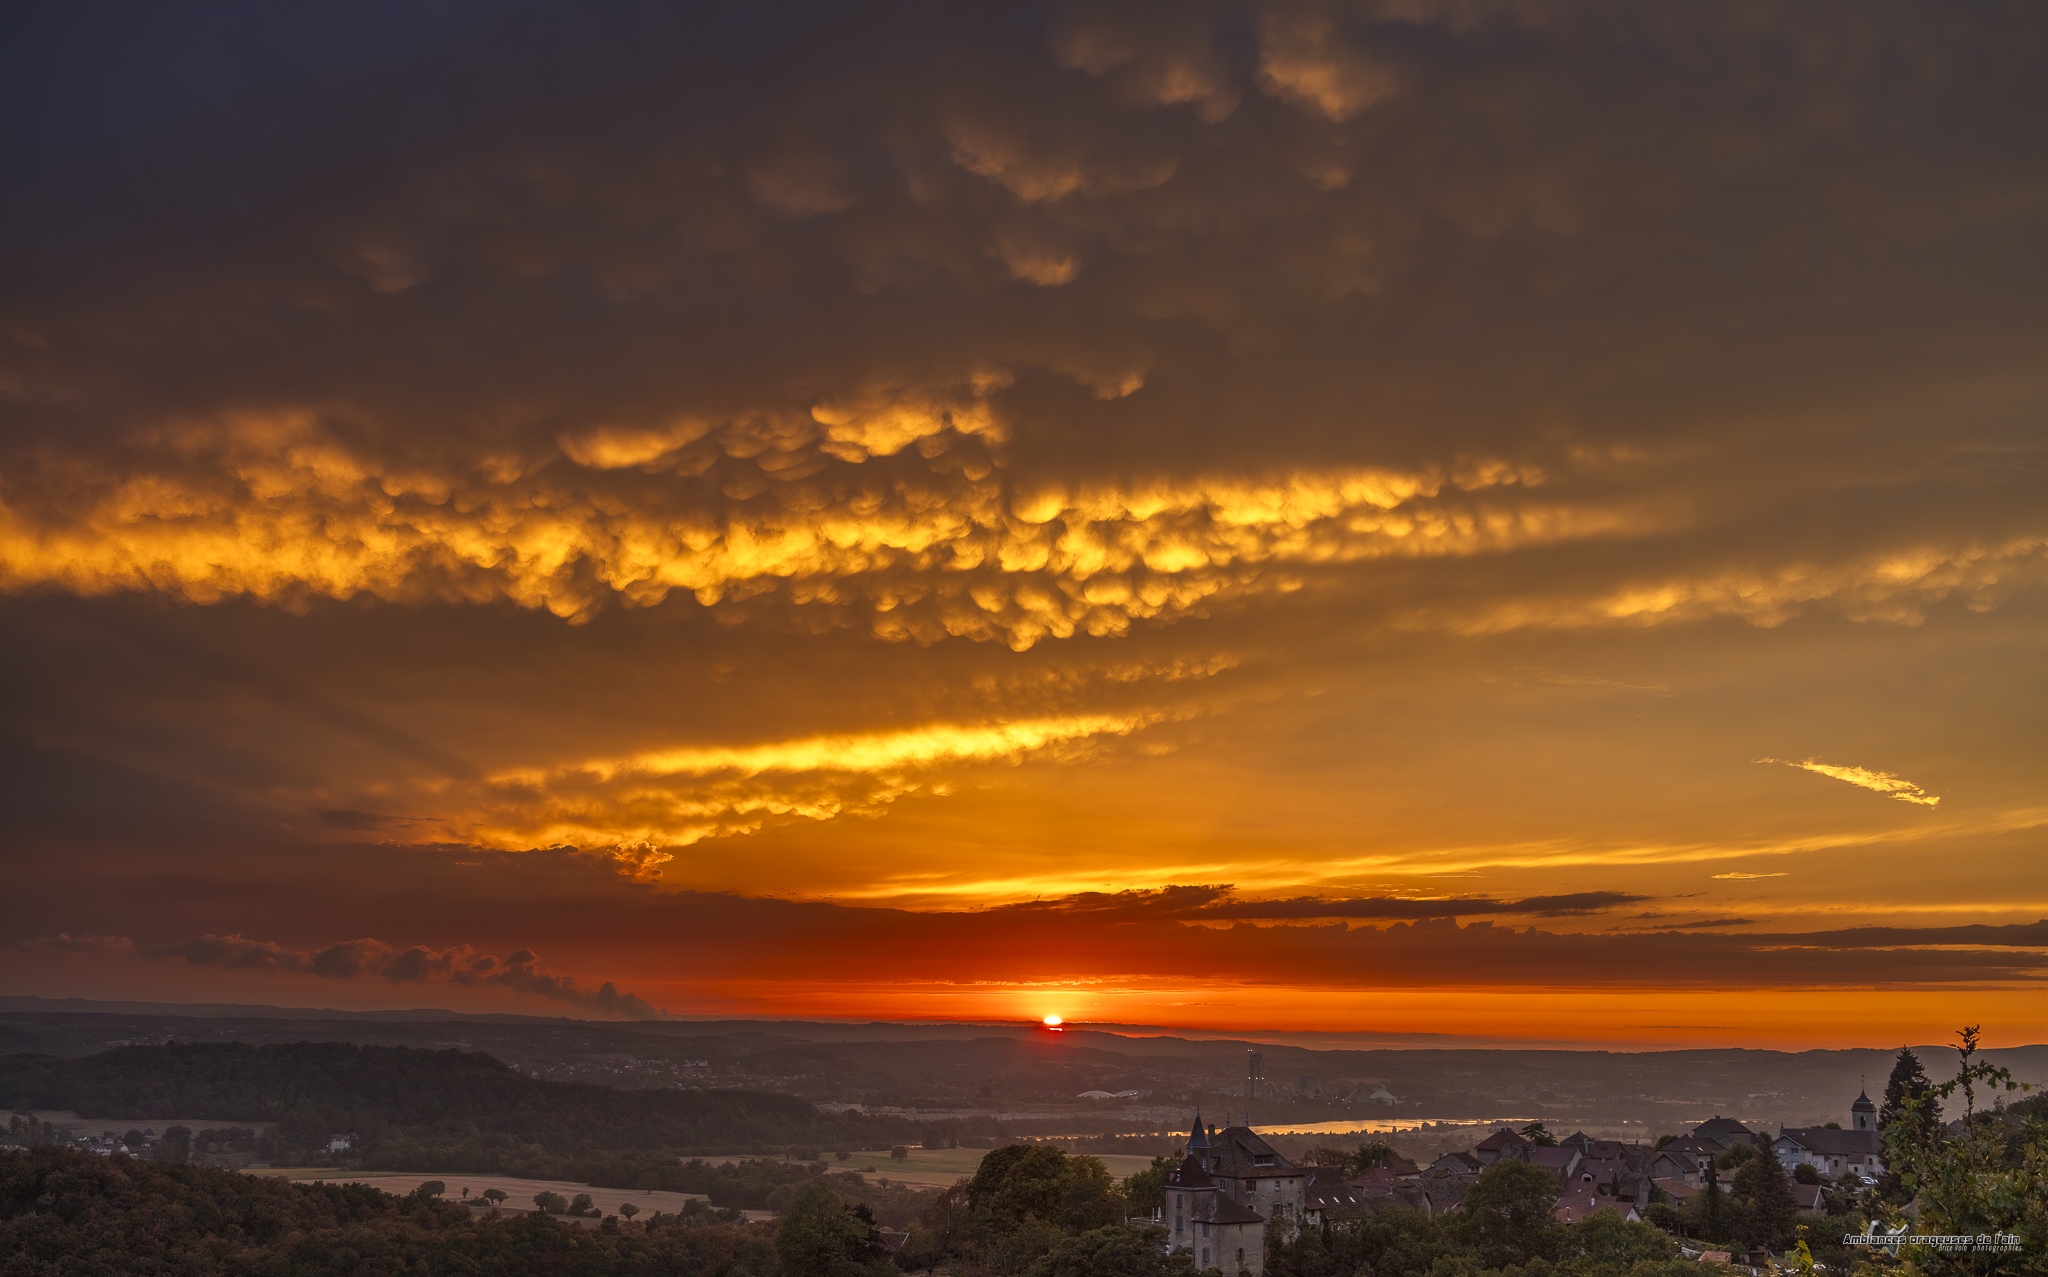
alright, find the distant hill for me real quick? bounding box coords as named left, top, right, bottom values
left=0, top=1041, right=918, bottom=1157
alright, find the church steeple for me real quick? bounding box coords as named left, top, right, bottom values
left=1851, top=1085, right=1876, bottom=1131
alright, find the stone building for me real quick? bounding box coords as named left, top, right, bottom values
left=1162, top=1113, right=1307, bottom=1275
left=1772, top=1089, right=1885, bottom=1181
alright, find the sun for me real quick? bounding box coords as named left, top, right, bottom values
left=1042, top=1015, right=1063, bottom=1030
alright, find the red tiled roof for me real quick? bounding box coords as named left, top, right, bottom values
left=1554, top=1191, right=1639, bottom=1224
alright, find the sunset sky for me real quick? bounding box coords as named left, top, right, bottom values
left=3, top=1, right=2041, bottom=1049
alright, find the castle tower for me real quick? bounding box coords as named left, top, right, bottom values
left=1851, top=1086, right=1876, bottom=1131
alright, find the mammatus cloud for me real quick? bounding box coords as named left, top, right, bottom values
left=4, top=416, right=2033, bottom=649
left=1760, top=758, right=1942, bottom=806
left=0, top=415, right=1602, bottom=647
left=20, top=933, right=666, bottom=1018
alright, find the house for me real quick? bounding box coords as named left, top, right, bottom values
left=1302, top=1166, right=1363, bottom=1222
left=1659, top=1135, right=1730, bottom=1176
left=1419, top=1166, right=1479, bottom=1215
left=1341, top=1166, right=1432, bottom=1216
left=1569, top=1153, right=1652, bottom=1205
left=1359, top=1150, right=1421, bottom=1178
left=1431, top=1150, right=1482, bottom=1174
left=1560, top=1131, right=1598, bottom=1150
left=1692, top=1118, right=1761, bottom=1152
left=1792, top=1183, right=1826, bottom=1215
left=1647, top=1147, right=1704, bottom=1187
left=1773, top=1089, right=1884, bottom=1180
left=1576, top=1138, right=1646, bottom=1164
left=1163, top=1114, right=1309, bottom=1275
left=1526, top=1146, right=1581, bottom=1182
left=325, top=1134, right=354, bottom=1154
left=1166, top=1151, right=1267, bottom=1276
left=1472, top=1128, right=1530, bottom=1165
left=1554, top=1189, right=1641, bottom=1225
left=1205, top=1124, right=1308, bottom=1230
left=1650, top=1177, right=1697, bottom=1206
left=1772, top=1126, right=1881, bottom=1180
left=1364, top=1086, right=1399, bottom=1106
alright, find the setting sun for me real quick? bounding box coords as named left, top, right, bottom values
left=1042, top=1015, right=1063, bottom=1030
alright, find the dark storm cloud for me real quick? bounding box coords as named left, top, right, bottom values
left=45, top=930, right=668, bottom=1017
left=1614, top=917, right=1756, bottom=931
left=26, top=881, right=2046, bottom=997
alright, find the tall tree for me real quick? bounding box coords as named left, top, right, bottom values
left=1702, top=1158, right=1724, bottom=1241
left=1878, top=1047, right=1942, bottom=1146
left=1879, top=1025, right=2043, bottom=1267
left=1732, top=1153, right=1797, bottom=1250
left=1461, top=1159, right=1562, bottom=1266
left=774, top=1183, right=875, bottom=1277
left=1876, top=1046, right=1943, bottom=1204
left=1121, top=1156, right=1173, bottom=1217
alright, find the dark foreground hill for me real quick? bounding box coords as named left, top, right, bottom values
left=0, top=1041, right=922, bottom=1161
left=0, top=1145, right=777, bottom=1277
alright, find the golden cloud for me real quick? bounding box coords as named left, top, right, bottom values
left=0, top=403, right=1590, bottom=643
left=425, top=712, right=1165, bottom=855
left=3, top=398, right=2039, bottom=653
left=1761, top=758, right=1943, bottom=807
left=1256, top=12, right=1401, bottom=123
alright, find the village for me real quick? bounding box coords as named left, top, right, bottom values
left=1151, top=1084, right=1892, bottom=1276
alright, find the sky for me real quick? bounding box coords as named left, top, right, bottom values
left=1, top=0, right=2042, bottom=1050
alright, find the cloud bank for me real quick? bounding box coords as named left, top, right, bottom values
left=24, top=933, right=666, bottom=1018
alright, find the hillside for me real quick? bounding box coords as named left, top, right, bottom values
left=0, top=1041, right=922, bottom=1160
